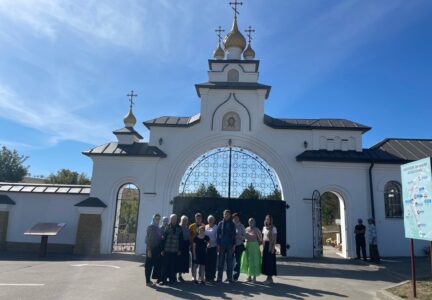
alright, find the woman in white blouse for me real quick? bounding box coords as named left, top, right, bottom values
left=262, top=214, right=277, bottom=283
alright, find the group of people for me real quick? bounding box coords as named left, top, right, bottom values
left=144, top=209, right=278, bottom=287
left=354, top=218, right=380, bottom=263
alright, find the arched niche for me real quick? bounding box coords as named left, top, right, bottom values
left=227, top=69, right=239, bottom=82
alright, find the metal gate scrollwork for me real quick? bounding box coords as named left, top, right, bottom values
left=179, top=147, right=281, bottom=199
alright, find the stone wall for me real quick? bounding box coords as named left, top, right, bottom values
left=74, top=214, right=102, bottom=256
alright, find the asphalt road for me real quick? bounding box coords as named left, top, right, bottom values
left=0, top=251, right=430, bottom=300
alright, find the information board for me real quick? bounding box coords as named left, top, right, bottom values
left=401, top=157, right=432, bottom=241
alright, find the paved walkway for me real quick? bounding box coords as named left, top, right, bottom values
left=0, top=251, right=430, bottom=300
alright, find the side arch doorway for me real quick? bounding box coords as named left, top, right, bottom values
left=112, top=183, right=140, bottom=253
left=173, top=146, right=289, bottom=256
left=313, top=191, right=347, bottom=258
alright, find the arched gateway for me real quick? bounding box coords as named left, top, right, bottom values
left=173, top=146, right=288, bottom=256
left=74, top=1, right=431, bottom=258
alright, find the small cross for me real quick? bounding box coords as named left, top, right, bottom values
left=127, top=90, right=137, bottom=108
left=245, top=26, right=255, bottom=43
left=229, top=0, right=243, bottom=18
left=215, top=26, right=225, bottom=44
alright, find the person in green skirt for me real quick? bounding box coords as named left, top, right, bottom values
left=240, top=218, right=263, bottom=282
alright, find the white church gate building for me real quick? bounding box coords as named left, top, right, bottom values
left=0, top=3, right=431, bottom=258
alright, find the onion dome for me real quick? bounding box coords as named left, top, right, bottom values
left=223, top=18, right=246, bottom=51
left=243, top=43, right=255, bottom=59
left=213, top=44, right=225, bottom=59
left=123, top=108, right=137, bottom=127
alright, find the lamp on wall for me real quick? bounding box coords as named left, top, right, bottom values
left=158, top=138, right=163, bottom=145
left=303, top=141, right=308, bottom=148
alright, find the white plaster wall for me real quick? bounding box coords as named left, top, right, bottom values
left=89, top=157, right=164, bottom=254
left=373, top=165, right=429, bottom=256
left=86, top=61, right=422, bottom=258
left=3, top=192, right=86, bottom=245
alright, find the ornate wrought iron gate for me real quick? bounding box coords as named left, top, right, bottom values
left=311, top=190, right=323, bottom=258
left=179, top=146, right=281, bottom=199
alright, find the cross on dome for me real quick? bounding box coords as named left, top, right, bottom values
left=229, top=0, right=243, bottom=19
left=123, top=90, right=137, bottom=127
left=245, top=26, right=255, bottom=44
left=215, top=26, right=225, bottom=45
left=127, top=90, right=137, bottom=109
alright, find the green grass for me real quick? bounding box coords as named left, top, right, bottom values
left=388, top=279, right=432, bottom=300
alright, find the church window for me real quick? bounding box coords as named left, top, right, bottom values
left=227, top=69, right=239, bottom=82
left=222, top=112, right=241, bottom=131
left=384, top=181, right=402, bottom=218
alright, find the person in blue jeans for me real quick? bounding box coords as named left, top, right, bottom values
left=216, top=209, right=236, bottom=283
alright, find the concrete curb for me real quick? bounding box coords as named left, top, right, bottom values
left=375, top=280, right=409, bottom=300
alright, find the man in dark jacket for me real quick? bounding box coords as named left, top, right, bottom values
left=160, top=214, right=183, bottom=285
left=354, top=218, right=367, bottom=261
left=216, top=209, right=236, bottom=283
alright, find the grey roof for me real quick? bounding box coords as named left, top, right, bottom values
left=0, top=182, right=91, bottom=194
left=370, top=138, right=432, bottom=162
left=113, top=127, right=143, bottom=139
left=75, top=197, right=107, bottom=208
left=83, top=142, right=167, bottom=158
left=0, top=194, right=15, bottom=205
left=144, top=114, right=200, bottom=129
left=208, top=59, right=260, bottom=72
left=195, top=82, right=271, bottom=99
left=264, top=115, right=371, bottom=133
left=297, top=138, right=432, bottom=164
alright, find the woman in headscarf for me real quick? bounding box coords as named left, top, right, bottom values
left=262, top=214, right=277, bottom=284
left=240, top=217, right=262, bottom=282
left=145, top=213, right=162, bottom=287
left=177, top=215, right=191, bottom=281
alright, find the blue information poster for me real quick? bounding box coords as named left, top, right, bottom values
left=401, top=157, right=432, bottom=241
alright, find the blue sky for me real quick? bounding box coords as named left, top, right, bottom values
left=0, top=0, right=431, bottom=178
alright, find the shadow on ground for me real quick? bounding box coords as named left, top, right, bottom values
left=152, top=281, right=347, bottom=300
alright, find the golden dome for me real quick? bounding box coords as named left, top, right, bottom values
left=123, top=108, right=136, bottom=127
left=223, top=18, right=246, bottom=51
left=213, top=44, right=225, bottom=59
left=243, top=43, right=255, bottom=59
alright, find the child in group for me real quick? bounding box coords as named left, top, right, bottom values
left=192, top=224, right=210, bottom=284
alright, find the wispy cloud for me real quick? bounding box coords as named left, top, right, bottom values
left=0, top=84, right=113, bottom=146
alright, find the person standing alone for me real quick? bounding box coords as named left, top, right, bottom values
left=354, top=218, right=367, bottom=261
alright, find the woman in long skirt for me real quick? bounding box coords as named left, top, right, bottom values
left=177, top=215, right=190, bottom=281
left=145, top=214, right=162, bottom=287
left=240, top=218, right=262, bottom=282
left=262, top=214, right=277, bottom=284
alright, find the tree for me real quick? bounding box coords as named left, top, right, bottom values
left=195, top=183, right=208, bottom=197
left=206, top=183, right=222, bottom=198
left=48, top=169, right=91, bottom=185
left=192, top=183, right=222, bottom=198
left=239, top=184, right=262, bottom=199
left=0, top=146, right=28, bottom=182
left=266, top=188, right=282, bottom=200
left=321, top=192, right=340, bottom=225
